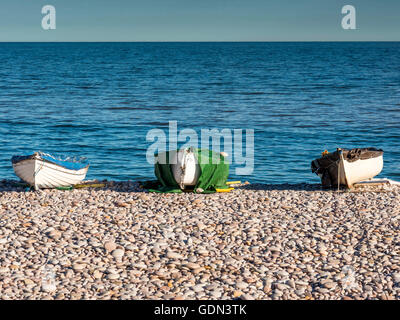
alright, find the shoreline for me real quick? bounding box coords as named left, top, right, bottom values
left=0, top=180, right=399, bottom=299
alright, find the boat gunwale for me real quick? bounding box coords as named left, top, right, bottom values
left=12, top=158, right=90, bottom=176
left=11, top=153, right=89, bottom=170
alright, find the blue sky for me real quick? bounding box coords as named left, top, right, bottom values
left=0, top=0, right=399, bottom=41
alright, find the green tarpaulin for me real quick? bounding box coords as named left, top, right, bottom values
left=149, top=148, right=229, bottom=193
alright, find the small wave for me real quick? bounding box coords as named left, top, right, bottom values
left=269, top=114, right=298, bottom=117
left=293, top=124, right=315, bottom=128
left=241, top=92, right=265, bottom=95
left=203, top=82, right=233, bottom=86
left=383, top=108, right=400, bottom=112
left=8, top=120, right=38, bottom=125
left=75, top=85, right=95, bottom=89
left=20, top=77, right=41, bottom=81
left=51, top=124, right=79, bottom=128
left=147, top=121, right=171, bottom=126
left=120, top=100, right=140, bottom=105
left=108, top=105, right=180, bottom=111
left=152, top=105, right=181, bottom=110
left=334, top=85, right=358, bottom=89
left=306, top=84, right=358, bottom=90
left=107, top=106, right=152, bottom=111
left=217, top=91, right=236, bottom=95
left=312, top=102, right=334, bottom=106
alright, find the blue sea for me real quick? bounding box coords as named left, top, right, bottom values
left=0, top=42, right=399, bottom=184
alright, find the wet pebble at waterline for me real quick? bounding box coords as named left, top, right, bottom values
left=0, top=180, right=399, bottom=300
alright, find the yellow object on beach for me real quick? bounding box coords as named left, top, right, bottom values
left=226, top=181, right=241, bottom=185
left=73, top=183, right=105, bottom=189
left=216, top=187, right=234, bottom=193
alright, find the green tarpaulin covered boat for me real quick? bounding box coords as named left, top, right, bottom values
left=150, top=147, right=229, bottom=193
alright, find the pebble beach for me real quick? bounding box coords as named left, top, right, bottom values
left=0, top=180, right=400, bottom=300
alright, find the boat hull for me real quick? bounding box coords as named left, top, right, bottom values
left=170, top=149, right=201, bottom=189
left=339, top=155, right=383, bottom=188
left=12, top=158, right=89, bottom=190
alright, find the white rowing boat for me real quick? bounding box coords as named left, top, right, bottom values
left=338, top=149, right=383, bottom=188
left=311, top=148, right=384, bottom=188
left=11, top=152, right=89, bottom=190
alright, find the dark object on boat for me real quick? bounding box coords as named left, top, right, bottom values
left=311, top=148, right=384, bottom=188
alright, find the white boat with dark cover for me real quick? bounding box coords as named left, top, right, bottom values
left=11, top=152, right=89, bottom=190
left=311, top=148, right=384, bottom=188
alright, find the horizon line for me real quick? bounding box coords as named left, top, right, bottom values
left=0, top=40, right=399, bottom=43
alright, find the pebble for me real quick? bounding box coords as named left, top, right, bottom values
left=107, top=273, right=120, bottom=280
left=192, top=284, right=204, bottom=293
left=140, top=194, right=150, bottom=201
left=166, top=251, right=183, bottom=259
left=184, top=262, right=200, bottom=270
left=233, top=290, right=242, bottom=298
left=42, top=282, right=57, bottom=293
left=322, top=282, right=337, bottom=289
left=287, top=280, right=296, bottom=289
left=295, top=288, right=305, bottom=296
left=274, top=283, right=288, bottom=291
left=196, top=249, right=209, bottom=256
left=211, top=290, right=222, bottom=298
left=112, top=249, right=125, bottom=260
left=236, top=281, right=248, bottom=290
left=0, top=179, right=397, bottom=300
left=205, top=284, right=218, bottom=290
left=93, top=270, right=103, bottom=279
left=48, top=229, right=62, bottom=240
left=393, top=273, right=400, bottom=283
left=104, top=241, right=117, bottom=252
left=343, top=253, right=352, bottom=262
left=240, top=294, right=253, bottom=300
left=72, top=263, right=86, bottom=271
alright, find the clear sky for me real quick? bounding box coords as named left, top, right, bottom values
left=0, top=0, right=399, bottom=41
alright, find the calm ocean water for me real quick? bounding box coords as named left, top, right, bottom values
left=0, top=42, right=399, bottom=184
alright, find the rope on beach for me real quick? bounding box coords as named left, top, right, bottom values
left=337, top=148, right=344, bottom=191
left=337, top=158, right=341, bottom=192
